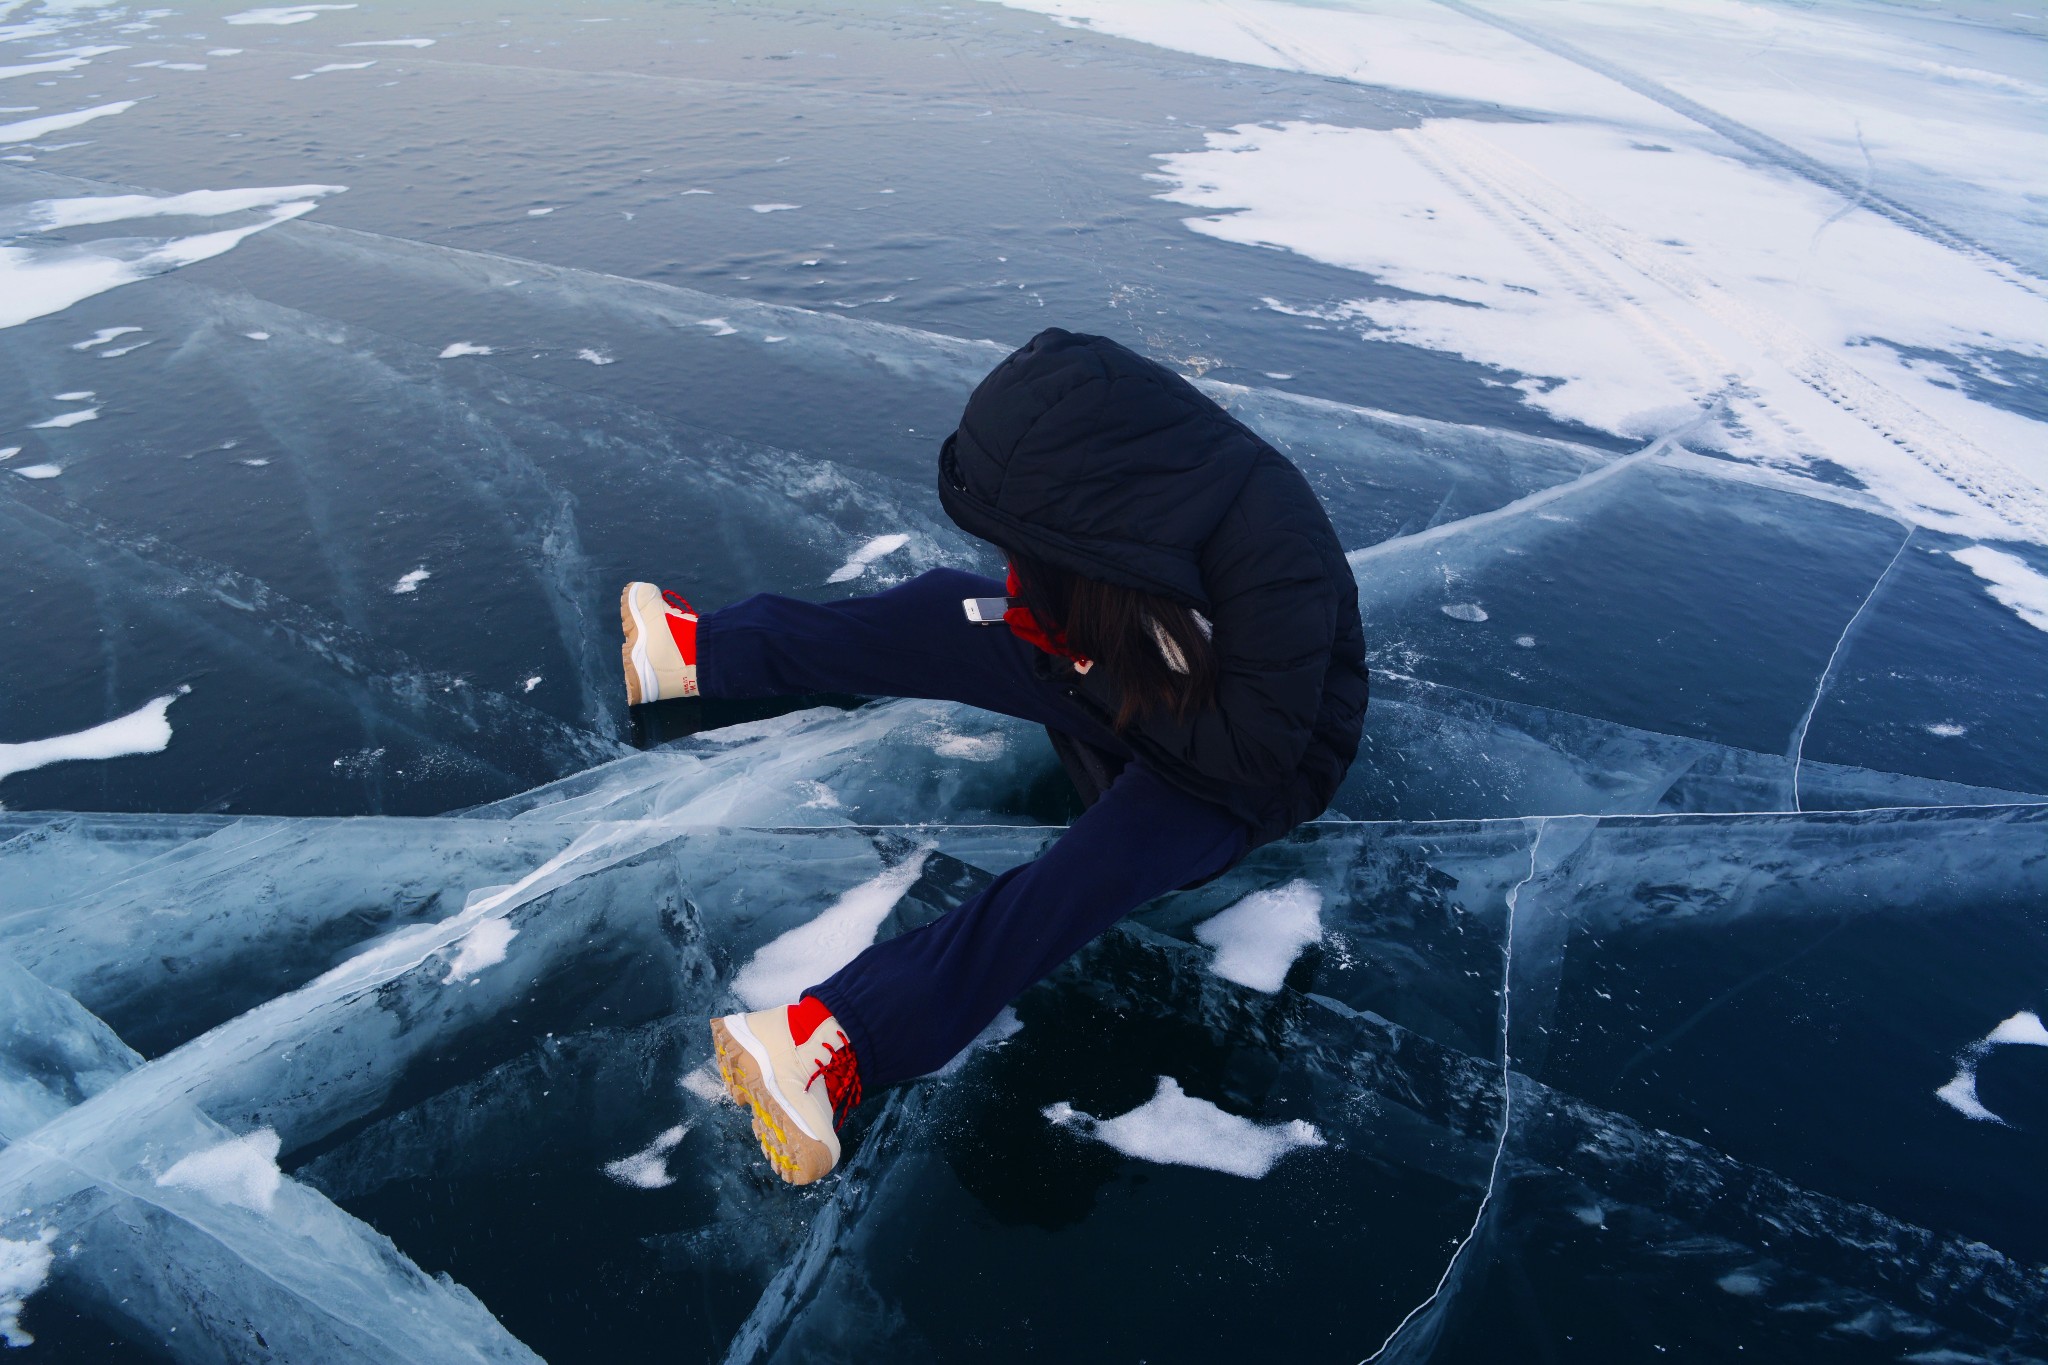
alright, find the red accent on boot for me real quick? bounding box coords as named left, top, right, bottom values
left=663, top=610, right=697, bottom=665
left=786, top=994, right=835, bottom=1047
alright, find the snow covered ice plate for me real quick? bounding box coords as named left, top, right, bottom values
left=2, top=0, right=2047, bottom=1361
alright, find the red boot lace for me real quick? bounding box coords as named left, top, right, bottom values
left=662, top=589, right=696, bottom=617
left=804, top=1030, right=863, bottom=1130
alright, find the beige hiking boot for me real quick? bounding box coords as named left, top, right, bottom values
left=620, top=581, right=699, bottom=705
left=710, top=996, right=863, bottom=1185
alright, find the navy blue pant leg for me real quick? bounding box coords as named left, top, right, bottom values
left=698, top=567, right=1123, bottom=747
left=695, top=568, right=1249, bottom=1089
left=809, top=763, right=1245, bottom=1088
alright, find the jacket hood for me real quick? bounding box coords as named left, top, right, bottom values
left=938, top=328, right=1266, bottom=607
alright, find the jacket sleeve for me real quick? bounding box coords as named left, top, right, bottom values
left=1100, top=524, right=1338, bottom=790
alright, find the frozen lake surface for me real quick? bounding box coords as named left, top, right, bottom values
left=1, top=0, right=2045, bottom=1360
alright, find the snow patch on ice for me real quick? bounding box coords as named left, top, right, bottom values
left=604, top=1124, right=689, bottom=1189
left=71, top=325, right=139, bottom=350
left=1441, top=602, right=1488, bottom=623
left=750, top=203, right=799, bottom=213
left=29, top=405, right=94, bottom=428
left=576, top=347, right=612, bottom=364
left=0, top=687, right=186, bottom=782
left=12, top=464, right=60, bottom=479
left=733, top=848, right=933, bottom=1010
left=826, top=532, right=910, bottom=583
left=1949, top=546, right=2048, bottom=632
left=991, top=0, right=2048, bottom=544
left=0, top=100, right=134, bottom=143
left=225, top=4, right=356, bottom=25
left=1925, top=722, right=1967, bottom=738
left=391, top=567, right=430, bottom=594
left=293, top=61, right=375, bottom=78
left=0, top=1230, right=55, bottom=1349
left=51, top=390, right=92, bottom=401
left=342, top=37, right=433, bottom=47
left=522, top=675, right=542, bottom=692
left=443, top=916, right=516, bottom=983
left=1195, top=879, right=1323, bottom=993
left=696, top=317, right=737, bottom=336
left=437, top=341, right=492, bottom=358
left=0, top=447, right=17, bottom=461
left=1988, top=1011, right=2048, bottom=1048
left=1044, top=1076, right=1323, bottom=1178
left=156, top=1128, right=283, bottom=1213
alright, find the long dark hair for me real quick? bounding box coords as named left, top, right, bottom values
left=1007, top=550, right=1218, bottom=730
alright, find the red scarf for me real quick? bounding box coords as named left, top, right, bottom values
left=1003, top=565, right=1092, bottom=672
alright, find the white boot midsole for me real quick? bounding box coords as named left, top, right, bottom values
left=724, top=1011, right=829, bottom=1147
left=627, top=588, right=661, bottom=701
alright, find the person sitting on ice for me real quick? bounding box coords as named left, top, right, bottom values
left=618, top=327, right=1369, bottom=1184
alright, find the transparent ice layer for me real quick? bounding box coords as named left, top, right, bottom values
left=2, top=709, right=2043, bottom=1360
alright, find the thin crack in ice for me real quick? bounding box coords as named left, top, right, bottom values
left=1788, top=529, right=1915, bottom=813
left=1360, top=819, right=1544, bottom=1364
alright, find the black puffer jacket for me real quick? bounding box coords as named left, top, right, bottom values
left=939, top=328, right=1369, bottom=847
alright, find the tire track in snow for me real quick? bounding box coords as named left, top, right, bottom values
left=1411, top=119, right=2048, bottom=536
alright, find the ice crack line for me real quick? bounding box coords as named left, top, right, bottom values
left=1360, top=818, right=1544, bottom=1364
left=1787, top=528, right=1915, bottom=812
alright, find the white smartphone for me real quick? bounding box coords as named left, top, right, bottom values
left=962, top=596, right=1014, bottom=625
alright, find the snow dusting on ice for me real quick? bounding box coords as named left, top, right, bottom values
left=71, top=325, right=140, bottom=350
left=444, top=917, right=517, bottom=983
left=0, top=186, right=343, bottom=330
left=0, top=1231, right=55, bottom=1349
left=1936, top=1010, right=2048, bottom=1124
left=1949, top=546, right=2048, bottom=633
left=225, top=4, right=358, bottom=25
left=827, top=532, right=911, bottom=583
left=293, top=62, right=376, bottom=79
left=1194, top=879, right=1323, bottom=993
left=29, top=406, right=95, bottom=428
left=156, top=1128, right=285, bottom=1213
left=604, top=1124, right=690, bottom=1189
left=994, top=0, right=2048, bottom=548
left=733, top=849, right=933, bottom=1009
left=1044, top=1076, right=1323, bottom=1178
